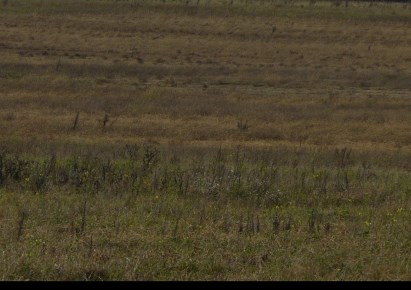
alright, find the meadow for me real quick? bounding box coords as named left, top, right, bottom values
left=0, top=0, right=410, bottom=280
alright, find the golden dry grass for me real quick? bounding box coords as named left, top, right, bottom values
left=1, top=0, right=410, bottom=154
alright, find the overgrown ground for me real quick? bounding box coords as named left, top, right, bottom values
left=0, top=0, right=410, bottom=280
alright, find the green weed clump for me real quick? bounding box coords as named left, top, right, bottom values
left=0, top=145, right=409, bottom=207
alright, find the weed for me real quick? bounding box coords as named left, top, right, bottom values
left=237, top=119, right=249, bottom=131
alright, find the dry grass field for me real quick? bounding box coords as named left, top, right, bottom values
left=0, top=0, right=410, bottom=280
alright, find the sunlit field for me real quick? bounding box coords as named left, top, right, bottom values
left=0, top=0, right=410, bottom=280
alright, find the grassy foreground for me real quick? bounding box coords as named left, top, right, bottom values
left=1, top=146, right=411, bottom=280
left=0, top=0, right=411, bottom=280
